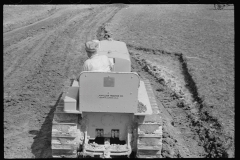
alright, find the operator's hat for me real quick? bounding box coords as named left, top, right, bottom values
left=85, top=40, right=99, bottom=53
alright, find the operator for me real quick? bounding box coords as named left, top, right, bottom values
left=82, top=40, right=113, bottom=72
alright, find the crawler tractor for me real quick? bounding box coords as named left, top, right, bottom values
left=51, top=39, right=162, bottom=158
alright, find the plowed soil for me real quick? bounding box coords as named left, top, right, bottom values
left=4, top=5, right=124, bottom=158
left=4, top=4, right=234, bottom=158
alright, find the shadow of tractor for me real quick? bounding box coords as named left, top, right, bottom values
left=29, top=92, right=63, bottom=158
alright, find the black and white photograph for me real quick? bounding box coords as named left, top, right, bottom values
left=4, top=3, right=234, bottom=158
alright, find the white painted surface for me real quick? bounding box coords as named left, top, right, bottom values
left=79, top=72, right=139, bottom=113
left=82, top=112, right=133, bottom=141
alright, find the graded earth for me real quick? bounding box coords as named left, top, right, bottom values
left=4, top=4, right=234, bottom=158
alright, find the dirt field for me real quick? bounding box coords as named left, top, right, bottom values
left=4, top=4, right=234, bottom=158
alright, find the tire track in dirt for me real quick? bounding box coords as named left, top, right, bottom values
left=4, top=5, right=125, bottom=158
left=3, top=5, right=58, bottom=33
left=4, top=8, right=94, bottom=82
left=4, top=32, right=50, bottom=79
left=3, top=7, right=90, bottom=46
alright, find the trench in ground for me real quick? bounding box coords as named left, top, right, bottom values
left=96, top=23, right=233, bottom=158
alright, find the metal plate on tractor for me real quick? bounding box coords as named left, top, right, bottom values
left=103, top=77, right=115, bottom=87
left=79, top=72, right=139, bottom=113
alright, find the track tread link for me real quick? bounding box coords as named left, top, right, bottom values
left=51, top=94, right=83, bottom=158
left=136, top=78, right=162, bottom=158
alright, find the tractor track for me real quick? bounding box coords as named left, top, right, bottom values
left=4, top=5, right=124, bottom=158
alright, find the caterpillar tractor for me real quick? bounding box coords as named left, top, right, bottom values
left=51, top=39, right=162, bottom=158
